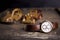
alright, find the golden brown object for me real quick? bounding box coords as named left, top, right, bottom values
left=21, top=14, right=36, bottom=24
left=2, top=11, right=12, bottom=22
left=21, top=9, right=43, bottom=24
left=1, top=8, right=23, bottom=23
left=11, top=8, right=23, bottom=21
left=28, top=9, right=43, bottom=20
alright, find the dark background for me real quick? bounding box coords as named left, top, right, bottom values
left=0, top=0, right=60, bottom=40
left=0, top=0, right=60, bottom=12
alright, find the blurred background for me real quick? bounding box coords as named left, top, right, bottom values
left=0, top=0, right=60, bottom=12
left=0, top=0, right=60, bottom=40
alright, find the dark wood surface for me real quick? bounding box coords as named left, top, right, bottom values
left=0, top=8, right=60, bottom=40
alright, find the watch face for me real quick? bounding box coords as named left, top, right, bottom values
left=41, top=21, right=53, bottom=33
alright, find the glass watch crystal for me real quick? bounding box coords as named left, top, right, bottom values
left=41, top=21, right=53, bottom=33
